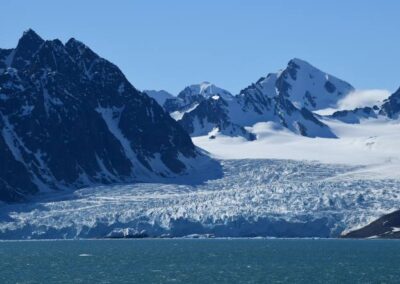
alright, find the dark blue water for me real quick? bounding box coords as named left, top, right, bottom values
left=0, top=239, right=399, bottom=283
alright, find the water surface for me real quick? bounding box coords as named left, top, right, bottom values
left=0, top=239, right=399, bottom=283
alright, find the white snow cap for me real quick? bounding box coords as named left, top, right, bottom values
left=185, top=82, right=234, bottom=100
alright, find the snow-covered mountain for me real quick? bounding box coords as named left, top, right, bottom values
left=252, top=58, right=354, bottom=110
left=164, top=82, right=234, bottom=113
left=143, top=90, right=174, bottom=106
left=178, top=96, right=256, bottom=140
left=155, top=60, right=352, bottom=139
left=181, top=81, right=234, bottom=100
left=232, top=78, right=336, bottom=138
left=0, top=30, right=213, bottom=202
left=167, top=85, right=335, bottom=139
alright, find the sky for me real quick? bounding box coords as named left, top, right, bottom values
left=1, top=0, right=399, bottom=95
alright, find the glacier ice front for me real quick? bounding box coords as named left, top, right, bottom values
left=0, top=159, right=398, bottom=239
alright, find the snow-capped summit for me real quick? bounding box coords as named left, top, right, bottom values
left=179, top=82, right=234, bottom=101
left=245, top=58, right=354, bottom=110
left=162, top=82, right=234, bottom=117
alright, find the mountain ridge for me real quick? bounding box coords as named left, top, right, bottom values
left=0, top=29, right=213, bottom=202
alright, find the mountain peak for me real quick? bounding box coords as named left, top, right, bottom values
left=18, top=29, right=44, bottom=48
left=180, top=82, right=233, bottom=101
left=11, top=29, right=45, bottom=68
left=65, top=37, right=99, bottom=64
left=288, top=57, right=310, bottom=66
left=65, top=37, right=85, bottom=49
left=22, top=28, right=42, bottom=40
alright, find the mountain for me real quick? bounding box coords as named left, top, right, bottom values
left=232, top=78, right=336, bottom=138
left=330, top=106, right=379, bottom=124
left=178, top=96, right=256, bottom=140
left=155, top=60, right=348, bottom=140
left=342, top=210, right=400, bottom=239
left=0, top=29, right=210, bottom=202
left=162, top=83, right=257, bottom=140
left=143, top=90, right=174, bottom=106
left=164, top=82, right=234, bottom=113
left=328, top=87, right=400, bottom=123
left=249, top=58, right=354, bottom=110
left=177, top=81, right=234, bottom=101
left=164, top=83, right=336, bottom=140
left=379, top=87, right=400, bottom=119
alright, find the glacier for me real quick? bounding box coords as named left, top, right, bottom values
left=0, top=158, right=399, bottom=239
left=1, top=115, right=399, bottom=240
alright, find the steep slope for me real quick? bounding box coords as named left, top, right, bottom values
left=143, top=90, right=174, bottom=106
left=380, top=87, right=400, bottom=119
left=0, top=30, right=206, bottom=202
left=342, top=210, right=400, bottom=239
left=178, top=96, right=256, bottom=140
left=254, top=58, right=354, bottom=110
left=233, top=80, right=336, bottom=138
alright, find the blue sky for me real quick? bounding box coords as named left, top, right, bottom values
left=1, top=0, right=399, bottom=94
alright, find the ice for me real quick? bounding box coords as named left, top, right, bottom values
left=0, top=159, right=398, bottom=239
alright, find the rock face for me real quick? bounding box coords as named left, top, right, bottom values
left=342, top=210, right=400, bottom=239
left=380, top=88, right=400, bottom=119
left=0, top=30, right=205, bottom=202
left=330, top=106, right=379, bottom=124
left=329, top=87, right=400, bottom=123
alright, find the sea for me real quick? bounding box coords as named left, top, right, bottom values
left=0, top=239, right=399, bottom=283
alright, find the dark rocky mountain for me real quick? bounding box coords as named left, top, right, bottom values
left=380, top=87, right=400, bottom=119
left=342, top=210, right=400, bottom=239
left=328, top=87, right=400, bottom=124
left=330, top=106, right=379, bottom=124
left=0, top=29, right=208, bottom=202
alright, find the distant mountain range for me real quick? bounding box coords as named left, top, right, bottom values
left=0, top=30, right=211, bottom=202
left=146, top=59, right=356, bottom=139
left=147, top=59, right=400, bottom=140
